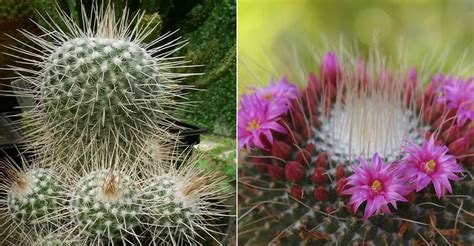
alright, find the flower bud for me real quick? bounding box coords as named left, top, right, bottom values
left=271, top=141, right=292, bottom=160
left=336, top=178, right=349, bottom=196
left=285, top=161, right=306, bottom=183
left=296, top=149, right=312, bottom=166
left=293, top=111, right=306, bottom=130
left=320, top=52, right=340, bottom=85
left=312, top=167, right=327, bottom=185
left=251, top=157, right=269, bottom=173
left=305, top=143, right=317, bottom=155
left=267, top=165, right=285, bottom=181
left=441, top=125, right=459, bottom=144
left=287, top=130, right=302, bottom=146
left=336, top=165, right=346, bottom=180
left=314, top=186, right=328, bottom=201
left=315, top=152, right=329, bottom=168
left=307, top=72, right=321, bottom=95
left=288, top=186, right=305, bottom=200
left=449, top=137, right=469, bottom=157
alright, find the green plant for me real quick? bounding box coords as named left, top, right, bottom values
left=10, top=3, right=188, bottom=165
left=69, top=169, right=142, bottom=240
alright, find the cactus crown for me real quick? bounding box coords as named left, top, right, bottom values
left=238, top=49, right=473, bottom=244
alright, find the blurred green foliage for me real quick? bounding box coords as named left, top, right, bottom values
left=23, top=0, right=235, bottom=135
left=196, top=135, right=237, bottom=183
left=238, top=0, right=474, bottom=89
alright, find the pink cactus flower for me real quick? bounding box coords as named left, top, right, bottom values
left=436, top=75, right=474, bottom=126
left=401, top=135, right=464, bottom=198
left=342, top=153, right=411, bottom=220
left=238, top=94, right=287, bottom=151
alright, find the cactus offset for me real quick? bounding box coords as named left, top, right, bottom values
left=142, top=152, right=232, bottom=245
left=238, top=50, right=473, bottom=244
left=69, top=169, right=142, bottom=241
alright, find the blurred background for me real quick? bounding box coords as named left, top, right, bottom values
left=238, top=0, right=474, bottom=90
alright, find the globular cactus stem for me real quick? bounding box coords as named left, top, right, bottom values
left=7, top=2, right=192, bottom=166
left=238, top=50, right=474, bottom=245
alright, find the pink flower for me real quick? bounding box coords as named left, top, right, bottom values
left=238, top=94, right=287, bottom=151
left=250, top=77, right=300, bottom=111
left=436, top=75, right=474, bottom=126
left=342, top=153, right=411, bottom=220
left=401, top=135, right=464, bottom=198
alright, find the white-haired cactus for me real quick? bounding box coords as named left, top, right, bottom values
left=6, top=168, right=64, bottom=225
left=30, top=232, right=81, bottom=246
left=142, top=154, right=231, bottom=245
left=69, top=169, right=142, bottom=240
left=0, top=158, right=67, bottom=242
left=7, top=2, right=191, bottom=165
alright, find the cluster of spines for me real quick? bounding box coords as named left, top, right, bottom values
left=69, top=170, right=142, bottom=240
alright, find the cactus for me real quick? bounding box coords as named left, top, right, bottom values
left=0, top=157, right=66, bottom=232
left=7, top=2, right=190, bottom=165
left=238, top=50, right=474, bottom=244
left=142, top=153, right=231, bottom=245
left=69, top=169, right=142, bottom=240
left=1, top=1, right=233, bottom=245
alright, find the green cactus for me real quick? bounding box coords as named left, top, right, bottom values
left=142, top=157, right=231, bottom=245
left=69, top=169, right=142, bottom=240
left=9, top=3, right=189, bottom=166
left=6, top=168, right=65, bottom=226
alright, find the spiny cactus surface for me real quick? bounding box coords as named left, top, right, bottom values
left=7, top=3, right=190, bottom=166
left=5, top=168, right=65, bottom=226
left=69, top=169, right=141, bottom=239
left=238, top=51, right=474, bottom=245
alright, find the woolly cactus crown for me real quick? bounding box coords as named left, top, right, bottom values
left=238, top=48, right=473, bottom=245
left=7, top=3, right=192, bottom=165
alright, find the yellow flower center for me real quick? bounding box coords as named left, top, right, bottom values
left=263, top=93, right=273, bottom=100
left=246, top=119, right=261, bottom=131
left=371, top=180, right=383, bottom=193
left=424, top=160, right=436, bottom=173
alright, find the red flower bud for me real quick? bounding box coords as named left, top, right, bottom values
left=296, top=149, right=312, bottom=166
left=267, top=165, right=285, bottom=181
left=293, top=111, right=306, bottom=130
left=288, top=186, right=305, bottom=200
left=271, top=141, right=292, bottom=161
left=301, top=126, right=313, bottom=139
left=251, top=157, right=269, bottom=173
left=336, top=165, right=346, bottom=180
left=314, top=186, right=328, bottom=201
left=336, top=178, right=349, bottom=196
left=441, top=125, right=459, bottom=144
left=312, top=167, right=327, bottom=185
left=449, top=137, right=469, bottom=157
left=285, top=161, right=306, bottom=183
left=305, top=143, right=317, bottom=155
left=308, top=72, right=321, bottom=95
left=320, top=52, right=341, bottom=86
left=315, top=152, right=328, bottom=168
left=287, top=130, right=302, bottom=146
